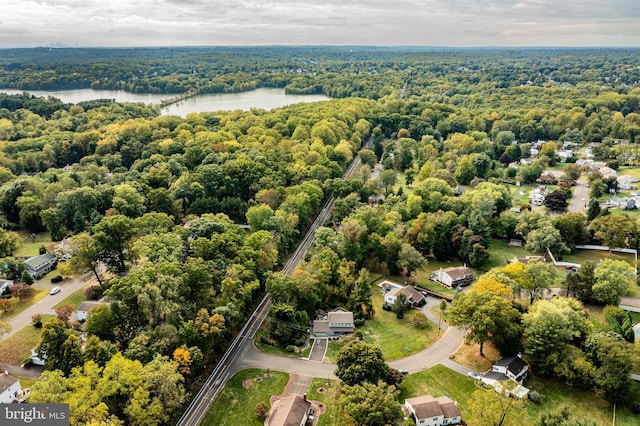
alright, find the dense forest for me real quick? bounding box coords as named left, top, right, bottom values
left=0, top=47, right=639, bottom=425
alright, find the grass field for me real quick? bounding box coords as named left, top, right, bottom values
left=13, top=232, right=52, bottom=257
left=307, top=378, right=340, bottom=426
left=202, top=368, right=289, bottom=426
left=0, top=314, right=54, bottom=365
left=53, top=287, right=87, bottom=310
left=357, top=283, right=438, bottom=360
left=451, top=341, right=501, bottom=373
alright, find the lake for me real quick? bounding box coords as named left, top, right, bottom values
left=0, top=88, right=330, bottom=116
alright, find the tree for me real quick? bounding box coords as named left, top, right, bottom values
left=338, top=380, right=402, bottom=426
left=586, top=199, right=601, bottom=221
left=447, top=291, right=521, bottom=356
left=561, top=164, right=582, bottom=181
left=543, top=190, right=568, bottom=212
left=392, top=292, right=409, bottom=319
left=553, top=213, right=588, bottom=250
left=349, top=268, right=373, bottom=319
left=60, top=232, right=103, bottom=287
left=523, top=260, right=556, bottom=304
left=84, top=304, right=115, bottom=341
left=466, top=381, right=524, bottom=426
left=589, top=214, right=637, bottom=251
left=37, top=318, right=82, bottom=375
left=55, top=304, right=74, bottom=325
left=92, top=214, right=137, bottom=274
left=335, top=340, right=391, bottom=386
left=396, top=243, right=426, bottom=277
left=454, top=155, right=475, bottom=185
left=21, top=270, right=34, bottom=285
left=254, top=401, right=269, bottom=419
left=524, top=224, right=569, bottom=255
left=523, top=298, right=589, bottom=374
left=592, top=259, right=635, bottom=305
left=0, top=320, right=10, bottom=335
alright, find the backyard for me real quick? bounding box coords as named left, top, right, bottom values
left=0, top=314, right=54, bottom=364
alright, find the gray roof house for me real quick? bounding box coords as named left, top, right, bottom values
left=383, top=285, right=426, bottom=308
left=0, top=372, right=22, bottom=404
left=24, top=253, right=57, bottom=279
left=312, top=308, right=354, bottom=338
left=77, top=301, right=108, bottom=322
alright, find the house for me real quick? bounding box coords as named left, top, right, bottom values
left=520, top=158, right=534, bottom=165
left=265, top=394, right=311, bottom=426
left=24, top=253, right=57, bottom=279
left=77, top=301, right=107, bottom=322
left=617, top=175, right=639, bottom=190
left=0, top=280, right=13, bottom=296
left=557, top=149, right=574, bottom=161
left=384, top=285, right=426, bottom=308
left=598, top=166, right=617, bottom=179
left=480, top=354, right=530, bottom=399
left=312, top=308, right=354, bottom=338
left=0, top=372, right=21, bottom=404
left=404, top=395, right=462, bottom=426
left=430, top=267, right=474, bottom=288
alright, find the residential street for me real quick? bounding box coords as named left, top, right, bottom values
left=0, top=272, right=93, bottom=341
left=568, top=178, right=589, bottom=213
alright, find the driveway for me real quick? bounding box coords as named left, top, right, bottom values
left=308, top=339, right=327, bottom=362
left=568, top=178, right=589, bottom=213
left=1, top=272, right=95, bottom=342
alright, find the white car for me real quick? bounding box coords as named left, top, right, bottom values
left=49, top=287, right=61, bottom=295
left=467, top=372, right=480, bottom=380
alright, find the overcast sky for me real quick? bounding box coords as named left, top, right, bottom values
left=1, top=0, right=639, bottom=47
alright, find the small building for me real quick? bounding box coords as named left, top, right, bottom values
left=0, top=372, right=21, bottom=404
left=383, top=285, right=426, bottom=308
left=404, top=395, right=462, bottom=426
left=265, top=394, right=311, bottom=426
left=507, top=255, right=545, bottom=265
left=77, top=301, right=107, bottom=322
left=312, top=308, right=354, bottom=338
left=430, top=267, right=474, bottom=288
left=24, top=253, right=57, bottom=279
left=0, top=280, right=13, bottom=296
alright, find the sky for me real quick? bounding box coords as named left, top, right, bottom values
left=1, top=0, right=639, bottom=47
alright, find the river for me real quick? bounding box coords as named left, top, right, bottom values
left=0, top=88, right=330, bottom=117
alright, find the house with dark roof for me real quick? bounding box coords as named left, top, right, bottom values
left=383, top=285, right=426, bottom=308
left=430, top=267, right=474, bottom=288
left=312, top=308, right=354, bottom=338
left=404, top=395, right=462, bottom=426
left=480, top=354, right=530, bottom=399
left=24, top=253, right=57, bottom=279
left=0, top=372, right=21, bottom=404
left=265, top=394, right=311, bottom=426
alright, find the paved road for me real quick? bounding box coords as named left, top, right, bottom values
left=1, top=272, right=93, bottom=341
left=568, top=178, right=589, bottom=213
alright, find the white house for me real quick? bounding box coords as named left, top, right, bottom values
left=617, top=175, right=639, bottom=190
left=430, top=267, right=474, bottom=288
left=480, top=354, right=530, bottom=399
left=404, top=395, right=462, bottom=426
left=557, top=149, right=574, bottom=161
left=383, top=285, right=426, bottom=308
left=77, top=301, right=107, bottom=322
left=0, top=280, right=13, bottom=296
left=0, top=372, right=21, bottom=404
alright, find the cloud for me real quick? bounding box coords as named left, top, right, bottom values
left=0, top=0, right=638, bottom=46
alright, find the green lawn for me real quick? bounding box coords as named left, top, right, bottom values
left=53, top=287, right=87, bottom=310
left=485, top=239, right=534, bottom=271
left=202, top=368, right=289, bottom=426
left=0, top=288, right=47, bottom=321
left=0, top=314, right=54, bottom=365
left=13, top=232, right=52, bottom=257
left=398, top=364, right=477, bottom=414
left=356, top=283, right=438, bottom=361
left=307, top=378, right=340, bottom=426
left=559, top=249, right=636, bottom=266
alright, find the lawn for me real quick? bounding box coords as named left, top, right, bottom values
left=202, top=368, right=289, bottom=426
left=13, top=232, right=52, bottom=257
left=450, top=341, right=501, bottom=373
left=307, top=378, right=340, bottom=426
left=0, top=314, right=54, bottom=365
left=398, top=364, right=477, bottom=415
left=356, top=283, right=439, bottom=360
left=0, top=288, right=47, bottom=321
left=559, top=249, right=636, bottom=266
left=53, top=287, right=87, bottom=310
left=254, top=325, right=314, bottom=359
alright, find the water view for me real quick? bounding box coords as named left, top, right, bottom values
left=0, top=87, right=330, bottom=116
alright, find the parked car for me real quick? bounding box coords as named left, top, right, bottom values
left=467, top=372, right=480, bottom=380
left=399, top=369, right=409, bottom=375
left=49, top=287, right=61, bottom=295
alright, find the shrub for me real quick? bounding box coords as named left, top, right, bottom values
left=21, top=271, right=34, bottom=285
left=285, top=345, right=297, bottom=353
left=31, top=313, right=42, bottom=326
left=50, top=275, right=63, bottom=283
left=631, top=401, right=640, bottom=415
left=528, top=390, right=542, bottom=403
left=38, top=245, right=47, bottom=255
left=84, top=285, right=103, bottom=300
left=354, top=318, right=365, bottom=327
left=254, top=402, right=269, bottom=419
